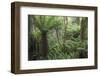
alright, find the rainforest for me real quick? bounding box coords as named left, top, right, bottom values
left=28, top=15, right=88, bottom=60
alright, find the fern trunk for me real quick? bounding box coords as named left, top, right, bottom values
left=40, top=32, right=48, bottom=59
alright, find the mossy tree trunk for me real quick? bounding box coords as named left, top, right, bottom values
left=63, top=16, right=68, bottom=41
left=63, top=16, right=68, bottom=52
left=80, top=17, right=88, bottom=42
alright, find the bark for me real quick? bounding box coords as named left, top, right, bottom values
left=63, top=16, right=68, bottom=42
left=80, top=17, right=87, bottom=42
left=28, top=15, right=34, bottom=60
left=63, top=17, right=68, bottom=51
left=40, top=32, right=48, bottom=59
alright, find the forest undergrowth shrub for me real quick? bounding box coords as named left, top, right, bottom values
left=48, top=38, right=87, bottom=59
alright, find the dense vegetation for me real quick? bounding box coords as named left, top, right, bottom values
left=28, top=15, right=88, bottom=60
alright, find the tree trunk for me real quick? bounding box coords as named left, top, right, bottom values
left=40, top=32, right=48, bottom=59
left=80, top=18, right=84, bottom=42
left=63, top=16, right=68, bottom=42
left=80, top=17, right=88, bottom=42
left=63, top=17, right=68, bottom=52
left=28, top=15, right=34, bottom=60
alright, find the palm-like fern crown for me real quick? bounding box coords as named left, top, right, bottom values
left=32, top=15, right=62, bottom=33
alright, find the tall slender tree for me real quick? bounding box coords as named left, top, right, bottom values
left=80, top=17, right=88, bottom=42
left=62, top=17, right=68, bottom=52
left=28, top=15, right=35, bottom=60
